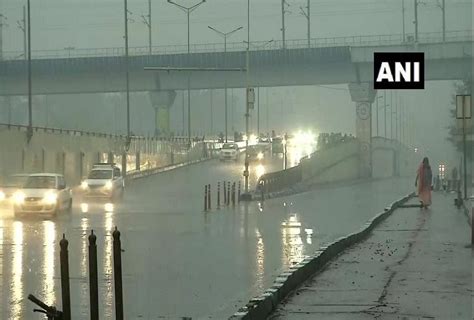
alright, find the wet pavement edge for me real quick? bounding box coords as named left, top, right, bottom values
left=228, top=192, right=415, bottom=320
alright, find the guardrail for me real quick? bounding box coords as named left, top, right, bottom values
left=2, top=30, right=471, bottom=60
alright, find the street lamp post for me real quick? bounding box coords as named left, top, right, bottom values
left=168, top=0, right=206, bottom=144
left=244, top=39, right=273, bottom=138
left=299, top=0, right=310, bottom=48
left=244, top=0, right=250, bottom=193
left=27, top=0, right=32, bottom=142
left=208, top=25, right=243, bottom=142
left=140, top=0, right=152, bottom=55
left=124, top=0, right=131, bottom=142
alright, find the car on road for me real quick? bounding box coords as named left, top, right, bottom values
left=80, top=163, right=125, bottom=201
left=246, top=145, right=265, bottom=162
left=0, top=174, right=29, bottom=211
left=220, top=143, right=240, bottom=161
left=12, top=173, right=72, bottom=217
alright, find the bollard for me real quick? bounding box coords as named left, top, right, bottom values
left=238, top=181, right=241, bottom=202
left=261, top=188, right=264, bottom=202
left=217, top=182, right=221, bottom=208
left=223, top=181, right=227, bottom=205
left=227, top=182, right=231, bottom=205
left=207, top=184, right=211, bottom=210
left=232, top=182, right=236, bottom=206
left=88, top=230, right=99, bottom=320
left=204, top=185, right=208, bottom=211
left=59, top=234, right=71, bottom=320
left=112, top=227, right=124, bottom=320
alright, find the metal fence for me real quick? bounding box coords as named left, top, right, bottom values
left=2, top=30, right=472, bottom=61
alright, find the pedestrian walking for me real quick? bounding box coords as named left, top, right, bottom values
left=415, top=157, right=433, bottom=209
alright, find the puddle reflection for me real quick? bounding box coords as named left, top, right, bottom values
left=11, top=221, right=23, bottom=320
left=255, top=229, right=265, bottom=292
left=80, top=218, right=89, bottom=313
left=281, top=214, right=304, bottom=268
left=43, top=221, right=56, bottom=306
left=103, top=211, right=114, bottom=317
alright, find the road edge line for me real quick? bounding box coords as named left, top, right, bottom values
left=228, top=192, right=415, bottom=320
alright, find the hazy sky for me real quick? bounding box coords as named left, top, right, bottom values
left=1, top=0, right=472, bottom=52
left=0, top=0, right=472, bottom=169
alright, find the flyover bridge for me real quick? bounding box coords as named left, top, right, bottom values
left=0, top=30, right=472, bottom=96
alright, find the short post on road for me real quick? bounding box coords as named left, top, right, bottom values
left=232, top=182, right=236, bottom=206
left=88, top=230, right=99, bottom=320
left=204, top=185, right=208, bottom=211
left=112, top=227, right=124, bottom=320
left=59, top=234, right=71, bottom=320
left=238, top=181, right=241, bottom=202
left=217, top=182, right=221, bottom=208
left=223, top=181, right=227, bottom=205
left=207, top=183, right=211, bottom=210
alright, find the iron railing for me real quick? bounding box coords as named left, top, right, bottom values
left=2, top=30, right=472, bottom=61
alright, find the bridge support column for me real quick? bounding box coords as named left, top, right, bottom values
left=149, top=90, right=177, bottom=136
left=348, top=83, right=376, bottom=178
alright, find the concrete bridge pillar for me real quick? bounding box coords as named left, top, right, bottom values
left=149, top=90, right=177, bottom=136
left=348, top=83, right=376, bottom=178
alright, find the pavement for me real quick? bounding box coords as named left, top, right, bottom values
left=270, top=193, right=473, bottom=320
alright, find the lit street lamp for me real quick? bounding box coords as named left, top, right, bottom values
left=167, top=0, right=206, bottom=144
left=208, top=25, right=243, bottom=142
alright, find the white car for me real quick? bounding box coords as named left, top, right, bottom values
left=0, top=174, right=29, bottom=212
left=80, top=163, right=124, bottom=200
left=12, top=173, right=72, bottom=217
left=220, top=143, right=240, bottom=161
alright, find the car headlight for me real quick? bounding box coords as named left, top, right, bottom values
left=257, top=152, right=264, bottom=160
left=0, top=191, right=5, bottom=202
left=104, top=181, right=113, bottom=190
left=12, top=191, right=26, bottom=204
left=81, top=181, right=89, bottom=189
left=43, top=192, right=58, bottom=205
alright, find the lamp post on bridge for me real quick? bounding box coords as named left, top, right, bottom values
left=27, top=0, right=32, bottom=142
left=140, top=0, right=152, bottom=55
left=299, top=0, right=311, bottom=48
left=244, top=39, right=274, bottom=137
left=208, top=25, right=243, bottom=142
left=123, top=0, right=132, bottom=146
left=167, top=0, right=206, bottom=144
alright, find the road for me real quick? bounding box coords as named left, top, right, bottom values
left=0, top=147, right=413, bottom=319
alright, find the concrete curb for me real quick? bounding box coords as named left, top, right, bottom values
left=228, top=192, right=414, bottom=320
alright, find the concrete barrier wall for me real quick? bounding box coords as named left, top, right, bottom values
left=0, top=129, right=205, bottom=185
left=299, top=138, right=418, bottom=186
left=372, top=137, right=418, bottom=179
left=300, top=141, right=361, bottom=184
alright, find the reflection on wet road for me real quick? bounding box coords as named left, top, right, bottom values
left=0, top=150, right=411, bottom=319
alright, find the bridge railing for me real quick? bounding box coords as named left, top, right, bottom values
left=0, top=122, right=192, bottom=145
left=2, top=30, right=471, bottom=61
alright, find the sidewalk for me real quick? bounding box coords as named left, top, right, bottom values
left=270, top=194, right=473, bottom=319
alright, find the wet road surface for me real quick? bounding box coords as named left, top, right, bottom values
left=0, top=149, right=412, bottom=319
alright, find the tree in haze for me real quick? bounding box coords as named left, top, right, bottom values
left=447, top=78, right=472, bottom=160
